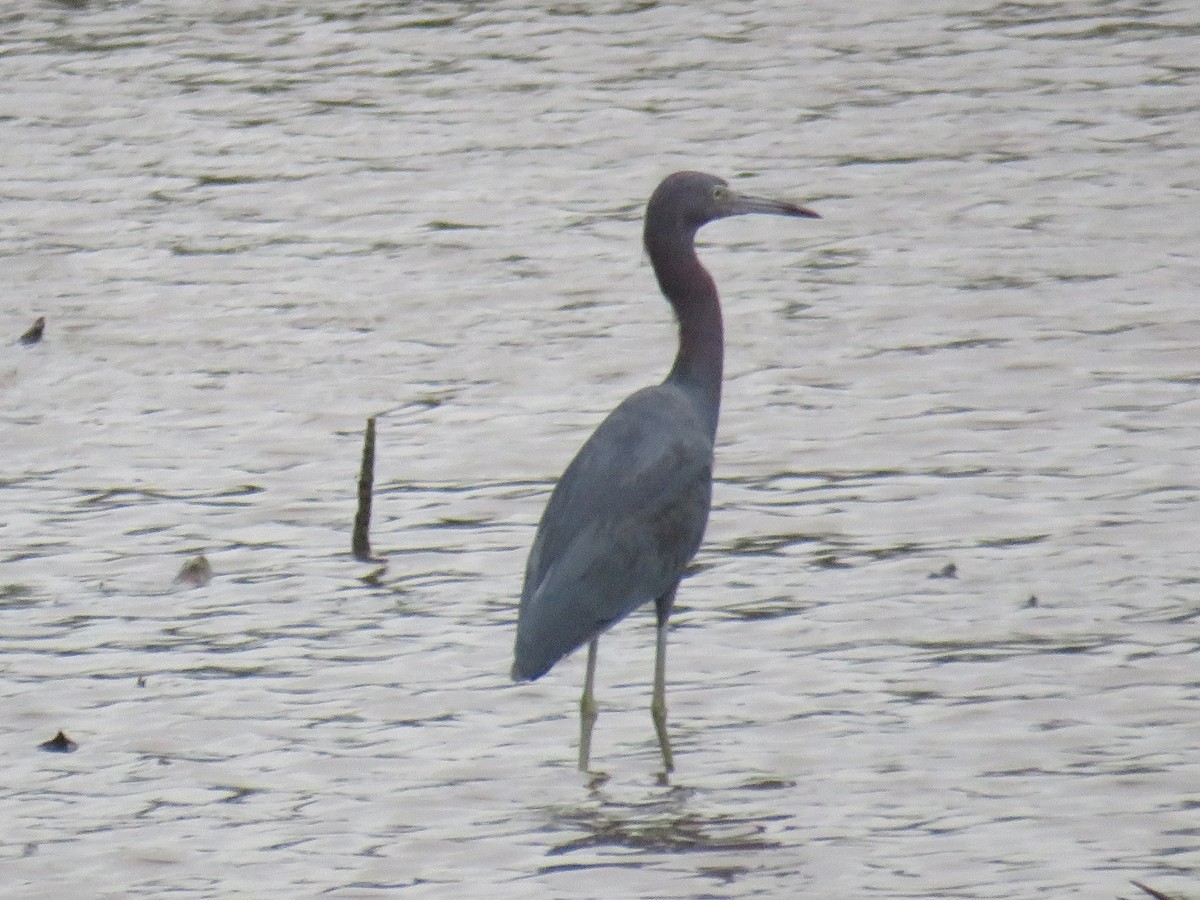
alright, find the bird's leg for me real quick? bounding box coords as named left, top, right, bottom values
left=651, top=589, right=676, bottom=773
left=578, top=637, right=599, bottom=771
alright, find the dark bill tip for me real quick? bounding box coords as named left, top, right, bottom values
left=732, top=192, right=821, bottom=220
left=789, top=204, right=821, bottom=219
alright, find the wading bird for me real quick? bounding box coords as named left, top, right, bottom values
left=511, top=171, right=819, bottom=772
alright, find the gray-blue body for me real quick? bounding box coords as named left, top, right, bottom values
left=513, top=380, right=713, bottom=680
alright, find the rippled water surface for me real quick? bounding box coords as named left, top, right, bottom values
left=2, top=1, right=1198, bottom=897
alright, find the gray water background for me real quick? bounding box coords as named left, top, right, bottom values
left=1, top=1, right=1198, bottom=896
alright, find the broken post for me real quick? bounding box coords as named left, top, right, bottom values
left=352, top=416, right=377, bottom=562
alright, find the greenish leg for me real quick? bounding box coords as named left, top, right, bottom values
left=578, top=638, right=599, bottom=771
left=651, top=590, right=676, bottom=773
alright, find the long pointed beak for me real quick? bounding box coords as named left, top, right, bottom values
left=730, top=191, right=821, bottom=219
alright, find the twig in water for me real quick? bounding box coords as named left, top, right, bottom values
left=352, top=416, right=378, bottom=562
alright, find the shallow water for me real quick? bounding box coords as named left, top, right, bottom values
left=2, top=1, right=1198, bottom=897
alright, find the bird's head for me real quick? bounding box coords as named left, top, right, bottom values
left=645, top=171, right=819, bottom=240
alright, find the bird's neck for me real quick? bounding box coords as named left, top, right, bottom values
left=647, top=230, right=724, bottom=433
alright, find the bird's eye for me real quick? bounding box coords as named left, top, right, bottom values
left=711, top=185, right=730, bottom=202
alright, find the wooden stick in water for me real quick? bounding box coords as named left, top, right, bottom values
left=352, top=416, right=377, bottom=562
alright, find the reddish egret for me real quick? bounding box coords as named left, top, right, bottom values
left=511, top=171, right=819, bottom=772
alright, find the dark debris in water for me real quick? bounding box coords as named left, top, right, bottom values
left=174, top=554, right=213, bottom=587
left=39, top=730, right=78, bottom=753
left=19, top=316, right=45, bottom=345
left=929, top=562, right=958, bottom=579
